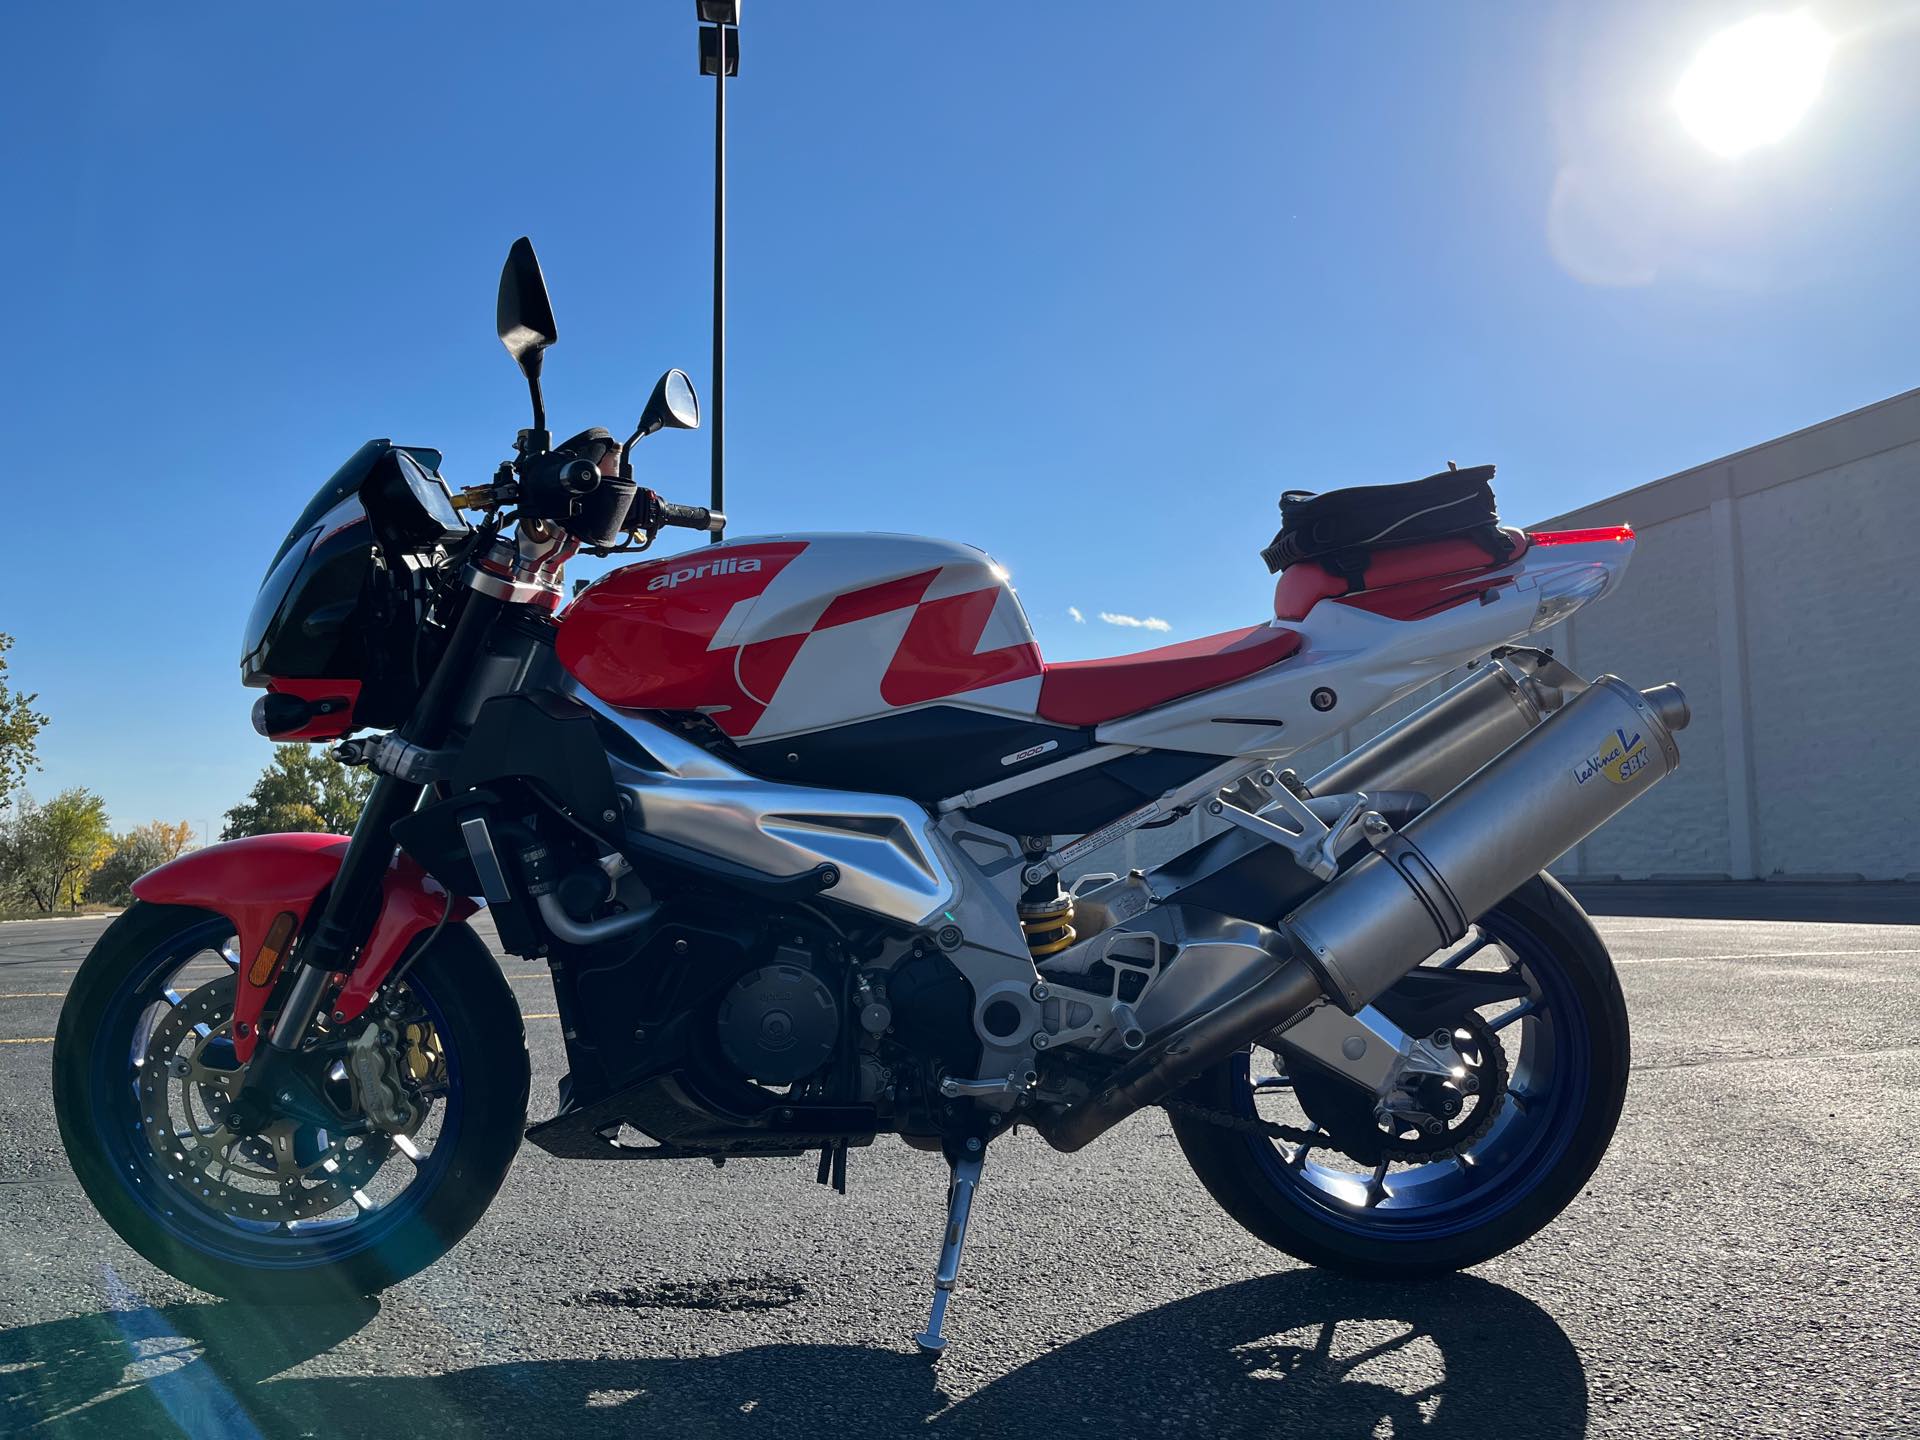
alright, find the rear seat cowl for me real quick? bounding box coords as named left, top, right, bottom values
left=1271, top=529, right=1529, bottom=622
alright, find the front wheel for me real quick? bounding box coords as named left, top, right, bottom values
left=1173, top=874, right=1629, bottom=1277
left=53, top=901, right=530, bottom=1302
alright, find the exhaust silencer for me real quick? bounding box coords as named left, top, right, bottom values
left=1036, top=671, right=1686, bottom=1152
left=1290, top=675, right=1684, bottom=1011
left=1305, top=649, right=1582, bottom=803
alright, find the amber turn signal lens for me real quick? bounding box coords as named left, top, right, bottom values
left=247, top=912, right=299, bottom=988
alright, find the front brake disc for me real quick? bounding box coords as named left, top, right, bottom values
left=136, top=974, right=395, bottom=1223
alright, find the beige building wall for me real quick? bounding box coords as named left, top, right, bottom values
left=1535, top=387, right=1920, bottom=882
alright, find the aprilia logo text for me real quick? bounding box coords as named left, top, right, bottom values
left=647, top=556, right=764, bottom=591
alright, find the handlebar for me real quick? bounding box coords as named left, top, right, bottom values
left=655, top=498, right=726, bottom=534
left=485, top=443, right=725, bottom=545
left=514, top=453, right=602, bottom=523
left=628, top=487, right=724, bottom=535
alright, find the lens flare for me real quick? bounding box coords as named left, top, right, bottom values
left=1675, top=10, right=1833, bottom=157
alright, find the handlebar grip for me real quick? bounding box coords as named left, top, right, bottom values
left=658, top=501, right=725, bottom=533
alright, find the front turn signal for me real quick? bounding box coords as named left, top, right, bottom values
left=247, top=912, right=299, bottom=988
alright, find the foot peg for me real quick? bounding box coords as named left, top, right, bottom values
left=912, top=1139, right=985, bottom=1358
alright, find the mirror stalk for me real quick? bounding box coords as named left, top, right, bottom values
left=524, top=369, right=548, bottom=451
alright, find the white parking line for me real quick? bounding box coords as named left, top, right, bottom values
left=1613, top=947, right=1920, bottom=966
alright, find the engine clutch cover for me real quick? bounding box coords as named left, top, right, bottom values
left=716, top=965, right=840, bottom=1086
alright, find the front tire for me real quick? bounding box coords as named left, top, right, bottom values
left=53, top=901, right=530, bottom=1302
left=1173, top=874, right=1629, bottom=1277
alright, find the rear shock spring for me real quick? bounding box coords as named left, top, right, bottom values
left=1019, top=894, right=1077, bottom=959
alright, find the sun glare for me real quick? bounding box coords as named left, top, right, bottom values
left=1675, top=11, right=1833, bottom=157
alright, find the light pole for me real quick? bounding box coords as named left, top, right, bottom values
left=696, top=2, right=740, bottom=543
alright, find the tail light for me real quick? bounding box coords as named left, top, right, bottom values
left=1527, top=525, right=1635, bottom=546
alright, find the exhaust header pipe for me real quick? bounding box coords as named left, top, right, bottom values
left=1036, top=670, right=1687, bottom=1152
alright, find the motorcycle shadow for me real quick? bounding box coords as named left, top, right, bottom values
left=0, top=1269, right=1586, bottom=1439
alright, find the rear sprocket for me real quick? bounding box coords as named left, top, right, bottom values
left=1289, top=1011, right=1509, bottom=1165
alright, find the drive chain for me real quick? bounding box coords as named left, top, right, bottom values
left=1156, top=1098, right=1322, bottom=1146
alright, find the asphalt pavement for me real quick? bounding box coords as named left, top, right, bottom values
left=2, top=903, right=1917, bottom=1439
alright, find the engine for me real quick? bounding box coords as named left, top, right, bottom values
left=693, top=923, right=970, bottom=1134
left=693, top=923, right=914, bottom=1115
left=714, top=949, right=840, bottom=1086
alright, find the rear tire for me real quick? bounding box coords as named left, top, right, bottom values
left=1173, top=874, right=1628, bottom=1277
left=53, top=901, right=530, bottom=1302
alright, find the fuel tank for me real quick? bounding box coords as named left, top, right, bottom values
left=556, top=534, right=1044, bottom=741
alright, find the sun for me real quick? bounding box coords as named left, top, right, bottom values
left=1675, top=10, right=1833, bottom=157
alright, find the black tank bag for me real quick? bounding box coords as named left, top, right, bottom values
left=1259, top=464, right=1516, bottom=580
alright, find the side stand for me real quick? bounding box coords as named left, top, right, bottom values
left=912, top=1138, right=985, bottom=1358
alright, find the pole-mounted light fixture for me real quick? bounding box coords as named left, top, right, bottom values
left=697, top=1, right=739, bottom=542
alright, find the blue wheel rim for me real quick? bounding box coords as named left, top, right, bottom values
left=90, top=915, right=463, bottom=1268
left=1237, top=906, right=1592, bottom=1241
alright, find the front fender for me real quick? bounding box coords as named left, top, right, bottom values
left=132, top=833, right=477, bottom=1059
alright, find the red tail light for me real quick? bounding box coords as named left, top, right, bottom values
left=1527, top=525, right=1634, bottom=546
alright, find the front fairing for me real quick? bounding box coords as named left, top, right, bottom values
left=261, top=440, right=445, bottom=574
left=239, top=441, right=453, bottom=729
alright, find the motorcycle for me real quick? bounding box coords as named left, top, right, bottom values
left=53, top=238, right=1688, bottom=1357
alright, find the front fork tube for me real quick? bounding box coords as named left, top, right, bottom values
left=242, top=588, right=506, bottom=1100
left=265, top=772, right=425, bottom=1052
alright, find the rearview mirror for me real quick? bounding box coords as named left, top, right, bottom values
left=636, top=369, right=701, bottom=437
left=496, top=237, right=557, bottom=377
left=619, top=370, right=701, bottom=479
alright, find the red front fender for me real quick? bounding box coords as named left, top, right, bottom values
left=132, top=833, right=477, bottom=1060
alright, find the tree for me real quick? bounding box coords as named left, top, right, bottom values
left=88, top=820, right=196, bottom=904
left=0, top=633, right=49, bottom=811
left=149, top=819, right=195, bottom=863
left=222, top=746, right=372, bottom=839
left=0, top=789, right=113, bottom=913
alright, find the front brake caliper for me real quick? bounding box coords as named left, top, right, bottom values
left=345, top=1022, right=423, bottom=1134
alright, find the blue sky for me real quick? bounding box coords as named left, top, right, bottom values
left=3, top=2, right=1916, bottom=833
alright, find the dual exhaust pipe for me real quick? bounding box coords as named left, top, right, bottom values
left=1036, top=654, right=1689, bottom=1152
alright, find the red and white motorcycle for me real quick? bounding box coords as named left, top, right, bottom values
left=54, top=239, right=1687, bottom=1356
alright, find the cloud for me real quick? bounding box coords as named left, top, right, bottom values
left=1067, top=606, right=1084, bottom=623
left=1098, top=612, right=1172, bottom=632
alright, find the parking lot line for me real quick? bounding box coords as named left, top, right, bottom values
left=1614, top=946, right=1920, bottom=965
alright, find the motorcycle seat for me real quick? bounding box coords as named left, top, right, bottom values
left=1034, top=529, right=1532, bottom=729
left=1270, top=528, right=1530, bottom=621
left=1035, top=624, right=1304, bottom=727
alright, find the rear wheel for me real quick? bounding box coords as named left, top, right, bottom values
left=1173, top=874, right=1628, bottom=1276
left=53, top=901, right=530, bottom=1301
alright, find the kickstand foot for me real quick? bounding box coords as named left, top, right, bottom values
left=912, top=1139, right=985, bottom=1358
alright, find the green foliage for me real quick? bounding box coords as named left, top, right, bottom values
left=0, top=788, right=113, bottom=913
left=88, top=820, right=196, bottom=905
left=222, top=745, right=373, bottom=839
left=0, top=633, right=50, bottom=811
